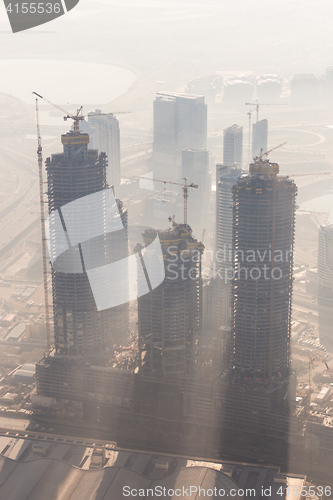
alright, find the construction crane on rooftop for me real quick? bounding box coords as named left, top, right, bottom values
left=135, top=176, right=198, bottom=225
left=32, top=92, right=130, bottom=131
left=253, top=143, right=333, bottom=177
left=34, top=97, right=51, bottom=353
left=290, top=171, right=332, bottom=177
left=254, top=141, right=287, bottom=162
left=245, top=100, right=287, bottom=123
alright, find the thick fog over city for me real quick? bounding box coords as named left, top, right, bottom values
left=0, top=1, right=333, bottom=498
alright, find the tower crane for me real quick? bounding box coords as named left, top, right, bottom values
left=32, top=92, right=130, bottom=131
left=245, top=100, right=287, bottom=123
left=245, top=100, right=287, bottom=165
left=34, top=97, right=51, bottom=353
left=135, top=176, right=198, bottom=225
left=253, top=142, right=287, bottom=162
left=290, top=172, right=332, bottom=177
left=253, top=143, right=333, bottom=177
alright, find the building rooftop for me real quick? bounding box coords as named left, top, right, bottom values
left=4, top=322, right=26, bottom=341
left=0, top=433, right=306, bottom=500
left=319, top=224, right=333, bottom=234
left=156, top=91, right=205, bottom=100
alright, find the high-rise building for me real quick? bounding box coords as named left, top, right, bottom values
left=223, top=125, right=243, bottom=167
left=318, top=224, right=333, bottom=293
left=182, top=149, right=209, bottom=182
left=46, top=129, right=129, bottom=357
left=153, top=92, right=207, bottom=180
left=215, top=164, right=242, bottom=330
left=138, top=223, right=203, bottom=376
left=317, top=224, right=333, bottom=349
left=252, top=118, right=268, bottom=159
left=87, top=110, right=121, bottom=189
left=232, top=158, right=297, bottom=380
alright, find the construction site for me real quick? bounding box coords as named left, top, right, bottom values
left=32, top=108, right=301, bottom=465
left=0, top=90, right=317, bottom=484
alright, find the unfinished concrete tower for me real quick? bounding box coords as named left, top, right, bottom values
left=231, top=158, right=297, bottom=381
left=47, top=130, right=128, bottom=358
left=138, top=223, right=203, bottom=377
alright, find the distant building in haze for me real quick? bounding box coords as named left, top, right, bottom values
left=153, top=92, right=207, bottom=181
left=87, top=110, right=121, bottom=189
left=252, top=118, right=268, bottom=159
left=223, top=124, right=243, bottom=167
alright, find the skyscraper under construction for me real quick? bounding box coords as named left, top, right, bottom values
left=138, top=223, right=204, bottom=376
left=46, top=129, right=129, bottom=357
left=231, top=157, right=297, bottom=381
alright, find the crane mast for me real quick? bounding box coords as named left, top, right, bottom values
left=35, top=98, right=51, bottom=353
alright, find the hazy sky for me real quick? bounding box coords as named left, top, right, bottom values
left=1, top=0, right=332, bottom=78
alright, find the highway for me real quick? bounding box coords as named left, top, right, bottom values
left=0, top=146, right=40, bottom=261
